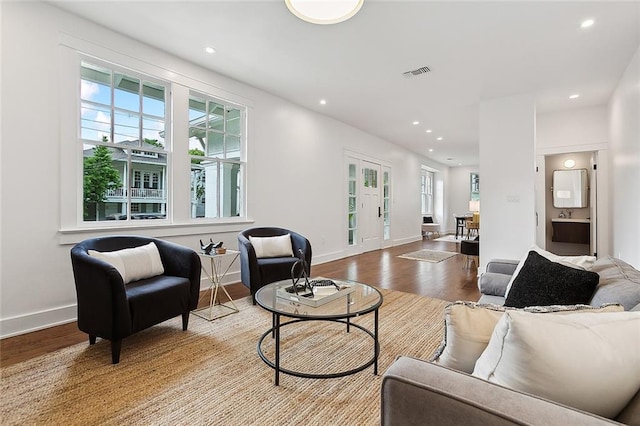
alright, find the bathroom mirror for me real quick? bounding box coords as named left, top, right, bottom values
left=553, top=169, right=588, bottom=208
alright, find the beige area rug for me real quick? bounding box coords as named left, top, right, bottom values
left=434, top=235, right=465, bottom=243
left=398, top=248, right=459, bottom=263
left=0, top=289, right=448, bottom=425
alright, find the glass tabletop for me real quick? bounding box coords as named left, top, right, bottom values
left=255, top=278, right=383, bottom=319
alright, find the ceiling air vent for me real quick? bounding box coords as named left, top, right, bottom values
left=402, top=66, right=431, bottom=78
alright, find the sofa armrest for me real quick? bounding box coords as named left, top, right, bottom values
left=478, top=258, right=519, bottom=297
left=486, top=258, right=519, bottom=275
left=381, top=357, right=618, bottom=426
left=478, top=272, right=512, bottom=297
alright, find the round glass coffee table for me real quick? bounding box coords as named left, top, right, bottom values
left=255, top=279, right=383, bottom=385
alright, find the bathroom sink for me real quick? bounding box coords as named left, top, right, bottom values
left=551, top=218, right=590, bottom=223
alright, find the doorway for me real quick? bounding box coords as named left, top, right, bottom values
left=537, top=151, right=597, bottom=256
left=345, top=154, right=390, bottom=254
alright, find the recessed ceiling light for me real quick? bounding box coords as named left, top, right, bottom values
left=426, top=129, right=432, bottom=133
left=319, top=99, right=327, bottom=105
left=205, top=47, right=216, bottom=54
left=458, top=163, right=462, bottom=166
left=428, top=149, right=434, bottom=152
left=412, top=121, right=420, bottom=125
left=581, top=19, right=595, bottom=28
left=437, top=137, right=443, bottom=141
left=569, top=94, right=580, bottom=99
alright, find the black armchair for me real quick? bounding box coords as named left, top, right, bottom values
left=70, top=236, right=201, bottom=363
left=238, top=227, right=312, bottom=302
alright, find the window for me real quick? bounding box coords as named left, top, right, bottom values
left=72, top=56, right=250, bottom=230
left=80, top=61, right=168, bottom=222
left=383, top=169, right=390, bottom=240
left=421, top=170, right=434, bottom=215
left=470, top=173, right=480, bottom=201
left=347, top=163, right=357, bottom=245
left=188, top=93, right=245, bottom=219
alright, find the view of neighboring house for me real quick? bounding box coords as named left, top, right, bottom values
left=83, top=139, right=168, bottom=221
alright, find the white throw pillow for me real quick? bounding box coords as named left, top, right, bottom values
left=249, top=234, right=294, bottom=258
left=431, top=302, right=622, bottom=374
left=88, top=242, right=165, bottom=284
left=472, top=310, right=640, bottom=419
left=504, top=245, right=597, bottom=297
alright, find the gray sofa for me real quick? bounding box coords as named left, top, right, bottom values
left=381, top=256, right=640, bottom=425
left=478, top=256, right=640, bottom=311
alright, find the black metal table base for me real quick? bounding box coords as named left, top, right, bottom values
left=257, top=313, right=380, bottom=386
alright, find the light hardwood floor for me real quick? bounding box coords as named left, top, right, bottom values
left=0, top=237, right=479, bottom=367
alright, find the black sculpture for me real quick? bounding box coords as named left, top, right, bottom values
left=289, top=249, right=340, bottom=296
left=200, top=238, right=223, bottom=255
left=290, top=249, right=311, bottom=294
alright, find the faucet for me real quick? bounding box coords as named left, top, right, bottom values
left=559, top=210, right=566, bottom=218
left=567, top=210, right=572, bottom=218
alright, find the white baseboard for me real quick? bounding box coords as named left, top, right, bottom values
left=1, top=304, right=77, bottom=339
left=394, top=235, right=423, bottom=245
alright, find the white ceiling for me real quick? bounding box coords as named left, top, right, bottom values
left=50, top=0, right=640, bottom=166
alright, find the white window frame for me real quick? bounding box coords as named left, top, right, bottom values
left=188, top=91, right=246, bottom=220
left=421, top=170, right=434, bottom=215
left=78, top=58, right=171, bottom=224
left=58, top=36, right=254, bottom=244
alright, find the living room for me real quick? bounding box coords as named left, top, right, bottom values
left=1, top=1, right=639, bottom=424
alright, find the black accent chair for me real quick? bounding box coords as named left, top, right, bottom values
left=70, top=236, right=201, bottom=364
left=238, top=227, right=312, bottom=303
left=461, top=236, right=480, bottom=269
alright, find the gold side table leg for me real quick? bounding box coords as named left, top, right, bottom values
left=192, top=253, right=240, bottom=321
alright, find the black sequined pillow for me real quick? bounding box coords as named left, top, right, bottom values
left=504, top=251, right=600, bottom=308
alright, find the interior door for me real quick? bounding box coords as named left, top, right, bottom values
left=361, top=161, right=382, bottom=252
left=590, top=157, right=597, bottom=256
left=535, top=155, right=546, bottom=249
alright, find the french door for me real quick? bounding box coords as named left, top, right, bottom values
left=361, top=161, right=382, bottom=252
left=346, top=154, right=390, bottom=253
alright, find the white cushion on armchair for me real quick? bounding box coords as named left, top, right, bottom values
left=89, top=242, right=164, bottom=284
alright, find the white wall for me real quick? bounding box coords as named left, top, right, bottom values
left=609, top=45, right=640, bottom=269
left=0, top=2, right=448, bottom=337
left=537, top=106, right=608, bottom=153
left=479, top=94, right=537, bottom=270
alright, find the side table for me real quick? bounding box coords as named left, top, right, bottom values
left=192, top=249, right=240, bottom=321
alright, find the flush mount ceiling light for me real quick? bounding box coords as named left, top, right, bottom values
left=564, top=159, right=576, bottom=168
left=285, top=0, right=364, bottom=25
left=426, top=129, right=432, bottom=133
left=204, top=47, right=216, bottom=54
left=569, top=94, right=580, bottom=99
